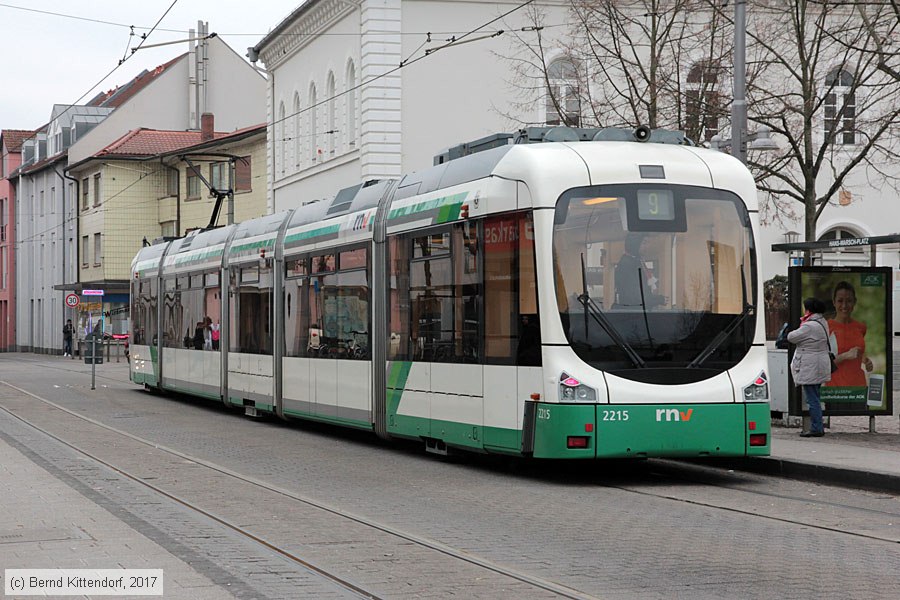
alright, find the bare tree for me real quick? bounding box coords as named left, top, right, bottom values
left=731, top=1, right=900, bottom=240
left=499, top=1, right=730, bottom=141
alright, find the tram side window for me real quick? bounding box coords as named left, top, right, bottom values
left=484, top=213, right=541, bottom=366
left=388, top=237, right=411, bottom=360
left=162, top=270, right=220, bottom=350
left=308, top=247, right=370, bottom=359
left=147, top=278, right=158, bottom=346
left=392, top=224, right=480, bottom=364
left=205, top=272, right=222, bottom=351
left=230, top=265, right=273, bottom=355
left=284, top=257, right=311, bottom=357
left=162, top=277, right=183, bottom=348
left=131, top=279, right=147, bottom=344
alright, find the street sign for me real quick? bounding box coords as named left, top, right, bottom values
left=65, top=293, right=80, bottom=308
left=82, top=289, right=105, bottom=296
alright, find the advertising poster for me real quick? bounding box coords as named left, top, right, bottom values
left=788, top=267, right=893, bottom=416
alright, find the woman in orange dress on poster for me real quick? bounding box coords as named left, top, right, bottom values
left=826, top=281, right=873, bottom=387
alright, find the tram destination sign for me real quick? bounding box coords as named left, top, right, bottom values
left=82, top=289, right=105, bottom=296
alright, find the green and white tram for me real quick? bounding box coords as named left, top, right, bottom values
left=130, top=127, right=771, bottom=459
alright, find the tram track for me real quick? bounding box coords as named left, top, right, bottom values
left=0, top=380, right=599, bottom=600
left=610, top=463, right=900, bottom=545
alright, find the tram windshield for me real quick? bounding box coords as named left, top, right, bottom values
left=553, top=184, right=756, bottom=384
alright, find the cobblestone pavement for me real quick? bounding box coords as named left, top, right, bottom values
left=1, top=355, right=900, bottom=599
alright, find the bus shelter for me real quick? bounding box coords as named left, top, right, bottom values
left=771, top=234, right=898, bottom=431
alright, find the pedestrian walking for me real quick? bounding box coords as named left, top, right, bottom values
left=786, top=297, right=832, bottom=437
left=63, top=319, right=74, bottom=357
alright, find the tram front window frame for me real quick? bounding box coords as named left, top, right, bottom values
left=552, top=184, right=756, bottom=382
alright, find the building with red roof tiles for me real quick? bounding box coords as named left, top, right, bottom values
left=65, top=117, right=267, bottom=338
left=16, top=23, right=265, bottom=355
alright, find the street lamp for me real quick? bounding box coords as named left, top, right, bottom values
left=783, top=230, right=800, bottom=245
left=710, top=126, right=779, bottom=154
left=711, top=0, right=779, bottom=161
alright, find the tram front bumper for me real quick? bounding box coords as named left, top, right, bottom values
left=531, top=402, right=770, bottom=459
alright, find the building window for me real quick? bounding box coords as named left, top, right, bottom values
left=278, top=101, right=286, bottom=173
left=161, top=221, right=176, bottom=237
left=82, top=235, right=89, bottom=267
left=187, top=166, right=201, bottom=199
left=165, top=168, right=178, bottom=197
left=210, top=162, right=228, bottom=192
left=93, top=233, right=102, bottom=266
left=0, top=246, right=6, bottom=289
left=92, top=173, right=101, bottom=206
left=326, top=71, right=336, bottom=156
left=39, top=190, right=44, bottom=217
left=686, top=62, right=722, bottom=142
left=293, top=91, right=301, bottom=168
left=825, top=68, right=856, bottom=145
left=82, top=178, right=89, bottom=210
left=346, top=59, right=357, bottom=148
left=819, top=227, right=865, bottom=253
left=545, top=57, right=581, bottom=127
left=309, top=83, right=318, bottom=161
left=235, top=156, right=252, bottom=193
left=50, top=186, right=55, bottom=213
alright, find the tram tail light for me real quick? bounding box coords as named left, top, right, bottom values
left=567, top=436, right=589, bottom=449
left=749, top=434, right=768, bottom=447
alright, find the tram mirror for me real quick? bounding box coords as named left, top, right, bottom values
left=554, top=196, right=571, bottom=224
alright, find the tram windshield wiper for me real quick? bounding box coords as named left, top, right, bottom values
left=579, top=255, right=645, bottom=368
left=688, top=264, right=753, bottom=369
left=687, top=303, right=755, bottom=369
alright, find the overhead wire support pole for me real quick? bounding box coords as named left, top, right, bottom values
left=732, top=0, right=748, bottom=165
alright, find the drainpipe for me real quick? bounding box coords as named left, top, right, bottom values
left=59, top=168, right=80, bottom=349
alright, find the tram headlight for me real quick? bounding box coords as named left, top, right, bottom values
left=559, top=373, right=597, bottom=402
left=742, top=371, right=769, bottom=401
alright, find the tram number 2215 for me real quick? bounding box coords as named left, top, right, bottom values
left=601, top=410, right=630, bottom=421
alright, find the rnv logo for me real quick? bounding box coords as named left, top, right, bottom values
left=656, top=408, right=693, bottom=422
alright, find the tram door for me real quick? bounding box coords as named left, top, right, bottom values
left=387, top=226, right=484, bottom=448
left=482, top=213, right=539, bottom=452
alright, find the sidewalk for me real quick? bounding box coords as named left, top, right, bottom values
left=726, top=412, right=900, bottom=493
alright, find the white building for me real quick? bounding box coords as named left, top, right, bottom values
left=253, top=1, right=900, bottom=329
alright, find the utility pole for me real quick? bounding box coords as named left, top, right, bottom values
left=732, top=0, right=747, bottom=164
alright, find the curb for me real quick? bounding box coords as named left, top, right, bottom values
left=710, top=456, right=900, bottom=495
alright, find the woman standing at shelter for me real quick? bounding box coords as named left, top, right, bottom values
left=787, top=297, right=831, bottom=437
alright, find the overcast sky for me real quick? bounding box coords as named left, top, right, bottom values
left=0, top=0, right=304, bottom=130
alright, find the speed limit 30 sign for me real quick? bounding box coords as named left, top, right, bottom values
left=65, top=293, right=80, bottom=308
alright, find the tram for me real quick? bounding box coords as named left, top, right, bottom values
left=130, top=126, right=771, bottom=459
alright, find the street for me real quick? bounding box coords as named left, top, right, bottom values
left=1, top=354, right=899, bottom=599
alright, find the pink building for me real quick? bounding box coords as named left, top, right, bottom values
left=0, top=130, right=31, bottom=351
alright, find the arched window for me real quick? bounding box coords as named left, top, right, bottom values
left=686, top=61, right=722, bottom=142
left=293, top=92, right=301, bottom=169
left=819, top=227, right=865, bottom=253
left=326, top=71, right=336, bottom=156
left=309, top=83, right=318, bottom=162
left=346, top=59, right=357, bottom=148
left=278, top=101, right=286, bottom=174
left=825, top=68, right=856, bottom=145
left=545, top=57, right=580, bottom=127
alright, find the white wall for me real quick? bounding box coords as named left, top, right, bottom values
left=69, top=37, right=266, bottom=166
